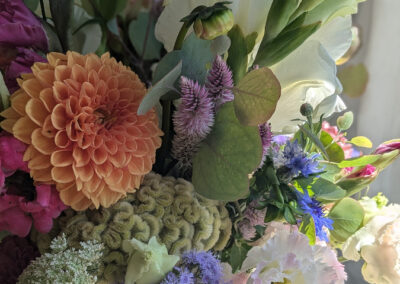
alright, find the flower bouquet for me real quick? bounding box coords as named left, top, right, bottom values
left=0, top=0, right=398, bottom=283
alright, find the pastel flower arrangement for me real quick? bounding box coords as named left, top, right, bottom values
left=1, top=0, right=400, bottom=283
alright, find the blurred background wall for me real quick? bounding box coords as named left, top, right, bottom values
left=344, top=0, right=400, bottom=282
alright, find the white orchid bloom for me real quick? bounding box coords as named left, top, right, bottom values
left=269, top=16, right=352, bottom=132
left=155, top=0, right=273, bottom=53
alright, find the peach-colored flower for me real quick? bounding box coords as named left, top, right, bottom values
left=0, top=51, right=162, bottom=210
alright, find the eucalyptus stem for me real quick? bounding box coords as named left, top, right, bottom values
left=39, top=0, right=47, bottom=21
left=173, top=21, right=191, bottom=50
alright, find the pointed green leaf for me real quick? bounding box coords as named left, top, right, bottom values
left=192, top=103, right=262, bottom=201
left=227, top=25, right=248, bottom=83
left=350, top=136, right=373, bottom=148
left=233, top=67, right=281, bottom=126
left=299, top=215, right=316, bottom=245
left=299, top=125, right=328, bottom=158
left=320, top=131, right=345, bottom=163
left=138, top=61, right=182, bottom=115
left=229, top=243, right=251, bottom=272
left=294, top=177, right=346, bottom=201
left=49, top=0, right=74, bottom=51
left=338, top=155, right=380, bottom=168
left=328, top=197, right=364, bottom=242
left=289, top=0, right=325, bottom=23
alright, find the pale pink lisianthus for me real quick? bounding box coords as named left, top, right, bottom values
left=322, top=121, right=354, bottom=159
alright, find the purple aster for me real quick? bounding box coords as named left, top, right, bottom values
left=206, top=55, right=234, bottom=109
left=273, top=140, right=321, bottom=181
left=181, top=251, right=223, bottom=284
left=297, top=190, right=333, bottom=242
left=162, top=267, right=195, bottom=284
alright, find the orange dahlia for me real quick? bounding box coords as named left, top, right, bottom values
left=0, top=51, right=162, bottom=210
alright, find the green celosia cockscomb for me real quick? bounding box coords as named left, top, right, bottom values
left=18, top=234, right=103, bottom=284
left=31, top=173, right=232, bottom=283
left=123, top=236, right=180, bottom=284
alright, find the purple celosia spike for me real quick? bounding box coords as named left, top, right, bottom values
left=172, top=76, right=215, bottom=172
left=259, top=122, right=273, bottom=152
left=206, top=55, right=234, bottom=109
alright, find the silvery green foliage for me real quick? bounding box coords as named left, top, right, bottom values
left=18, top=234, right=103, bottom=284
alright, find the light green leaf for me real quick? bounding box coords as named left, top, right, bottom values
left=299, top=215, right=316, bottom=245
left=230, top=244, right=251, bottom=273
left=299, top=125, right=329, bottom=158
left=328, top=197, right=364, bottom=242
left=211, top=35, right=231, bottom=55
left=350, top=136, right=373, bottom=148
left=338, top=155, right=380, bottom=168
left=129, top=12, right=162, bottom=60
left=23, top=0, right=39, bottom=11
left=337, top=111, right=354, bottom=131
left=338, top=63, right=369, bottom=98
left=0, top=73, right=10, bottom=111
left=265, top=0, right=301, bottom=41
left=289, top=0, right=325, bottom=23
left=233, top=67, right=281, bottom=126
left=255, top=19, right=321, bottom=67
left=192, top=103, right=262, bottom=201
left=295, top=177, right=346, bottom=202
left=372, top=149, right=400, bottom=170
left=138, top=61, right=182, bottom=115
left=227, top=25, right=248, bottom=83
left=320, top=131, right=345, bottom=163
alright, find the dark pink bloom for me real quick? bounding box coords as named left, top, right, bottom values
left=374, top=141, right=400, bottom=154
left=206, top=55, right=234, bottom=109
left=0, top=235, right=39, bottom=284
left=0, top=0, right=48, bottom=50
left=322, top=121, right=354, bottom=159
left=348, top=164, right=377, bottom=178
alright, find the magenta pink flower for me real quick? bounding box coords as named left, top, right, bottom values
left=374, top=141, right=400, bottom=154
left=322, top=121, right=354, bottom=159
left=348, top=164, right=377, bottom=178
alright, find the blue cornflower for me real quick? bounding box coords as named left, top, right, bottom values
left=297, top=190, right=333, bottom=242
left=273, top=140, right=321, bottom=180
left=181, top=251, right=223, bottom=284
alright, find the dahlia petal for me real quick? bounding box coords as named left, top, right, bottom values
left=31, top=128, right=57, bottom=154
left=71, top=64, right=88, bottom=83
left=105, top=168, right=124, bottom=187
left=35, top=69, right=55, bottom=88
left=85, top=54, right=102, bottom=71
left=25, top=98, right=49, bottom=126
left=52, top=165, right=75, bottom=183
left=92, top=146, right=108, bottom=165
left=51, top=150, right=74, bottom=167
left=73, top=163, right=94, bottom=182
left=28, top=151, right=51, bottom=170
left=107, top=77, right=119, bottom=90
left=47, top=52, right=67, bottom=66
left=22, top=79, right=42, bottom=98
left=0, top=107, right=20, bottom=119
left=128, top=156, right=144, bottom=174
left=143, top=156, right=153, bottom=172
left=133, top=139, right=149, bottom=157
left=13, top=116, right=37, bottom=144
left=94, top=161, right=113, bottom=178
left=54, top=65, right=71, bottom=82
left=10, top=90, right=30, bottom=116
left=104, top=139, right=119, bottom=155
left=65, top=96, right=80, bottom=117
left=54, top=130, right=71, bottom=148
left=125, top=139, right=138, bottom=152
left=39, top=88, right=56, bottom=112
left=59, top=186, right=86, bottom=207
left=88, top=69, right=100, bottom=86
left=82, top=175, right=102, bottom=193
left=68, top=51, right=86, bottom=67
left=80, top=82, right=96, bottom=99
left=98, top=66, right=113, bottom=81
left=30, top=167, right=53, bottom=183
left=53, top=81, right=69, bottom=102
left=72, top=146, right=91, bottom=167
left=41, top=115, right=57, bottom=138
left=0, top=118, right=17, bottom=133
left=109, top=150, right=127, bottom=167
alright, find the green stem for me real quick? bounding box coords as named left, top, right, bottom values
left=154, top=100, right=172, bottom=173
left=173, top=21, right=191, bottom=50
left=39, top=0, right=47, bottom=21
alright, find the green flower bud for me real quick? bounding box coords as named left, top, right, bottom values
left=300, top=103, right=313, bottom=117
left=193, top=9, right=234, bottom=40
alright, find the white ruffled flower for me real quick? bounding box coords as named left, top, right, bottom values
left=239, top=222, right=346, bottom=284
left=343, top=205, right=400, bottom=284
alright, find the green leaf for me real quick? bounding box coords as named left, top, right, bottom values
left=0, top=72, right=10, bottom=111
left=245, top=32, right=258, bottom=55
left=40, top=20, right=63, bottom=52
left=372, top=149, right=400, bottom=170
left=294, top=177, right=346, bottom=201
left=137, top=61, right=182, bottom=115
left=265, top=0, right=302, bottom=41
left=23, top=0, right=39, bottom=11
left=181, top=34, right=214, bottom=84
left=337, top=111, right=354, bottom=131
left=298, top=125, right=328, bottom=158
left=289, top=0, right=325, bottom=23
left=337, top=155, right=380, bottom=168
left=350, top=136, right=373, bottom=148
left=284, top=206, right=297, bottom=224
left=229, top=243, right=250, bottom=272
left=152, top=52, right=182, bottom=84
left=92, top=0, right=128, bottom=20
left=338, top=63, right=369, bottom=98
left=264, top=205, right=281, bottom=223
left=328, top=197, right=364, bottom=242
left=227, top=25, right=248, bottom=84
left=254, top=20, right=321, bottom=67
left=49, top=0, right=74, bottom=52
left=299, top=215, right=316, bottom=245
left=128, top=12, right=162, bottom=60
left=319, top=162, right=342, bottom=182
left=192, top=103, right=262, bottom=201
left=233, top=67, right=281, bottom=126
left=320, top=131, right=345, bottom=163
